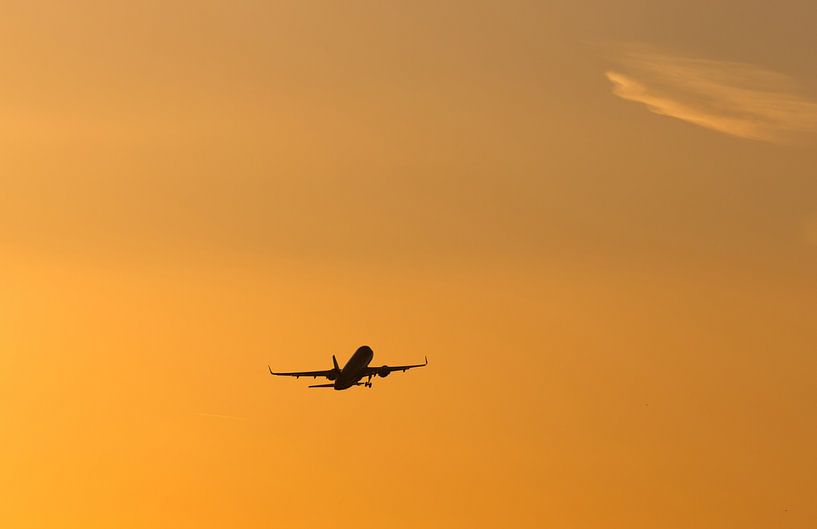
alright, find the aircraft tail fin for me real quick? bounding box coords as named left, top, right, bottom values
left=332, top=355, right=340, bottom=372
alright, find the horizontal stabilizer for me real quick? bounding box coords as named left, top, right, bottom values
left=308, top=383, right=336, bottom=388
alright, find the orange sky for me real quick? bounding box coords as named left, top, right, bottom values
left=2, top=2, right=817, bottom=528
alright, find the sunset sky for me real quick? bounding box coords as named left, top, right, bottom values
left=2, top=1, right=817, bottom=528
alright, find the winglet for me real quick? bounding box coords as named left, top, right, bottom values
left=425, top=356, right=428, bottom=365
left=268, top=365, right=273, bottom=375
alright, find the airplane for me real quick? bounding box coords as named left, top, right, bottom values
left=268, top=345, right=427, bottom=390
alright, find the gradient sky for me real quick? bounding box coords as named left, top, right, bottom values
left=2, top=2, right=817, bottom=528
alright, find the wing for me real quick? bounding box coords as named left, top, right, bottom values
left=268, top=366, right=336, bottom=379
left=363, top=356, right=428, bottom=376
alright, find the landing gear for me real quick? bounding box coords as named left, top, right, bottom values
left=365, top=375, right=373, bottom=388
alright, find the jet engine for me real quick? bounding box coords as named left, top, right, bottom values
left=377, top=366, right=390, bottom=378
left=326, top=370, right=338, bottom=381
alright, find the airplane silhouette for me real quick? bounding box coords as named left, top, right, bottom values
left=268, top=345, right=427, bottom=390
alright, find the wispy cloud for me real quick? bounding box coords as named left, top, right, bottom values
left=605, top=45, right=817, bottom=143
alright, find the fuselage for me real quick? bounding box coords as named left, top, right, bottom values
left=334, top=345, right=374, bottom=390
